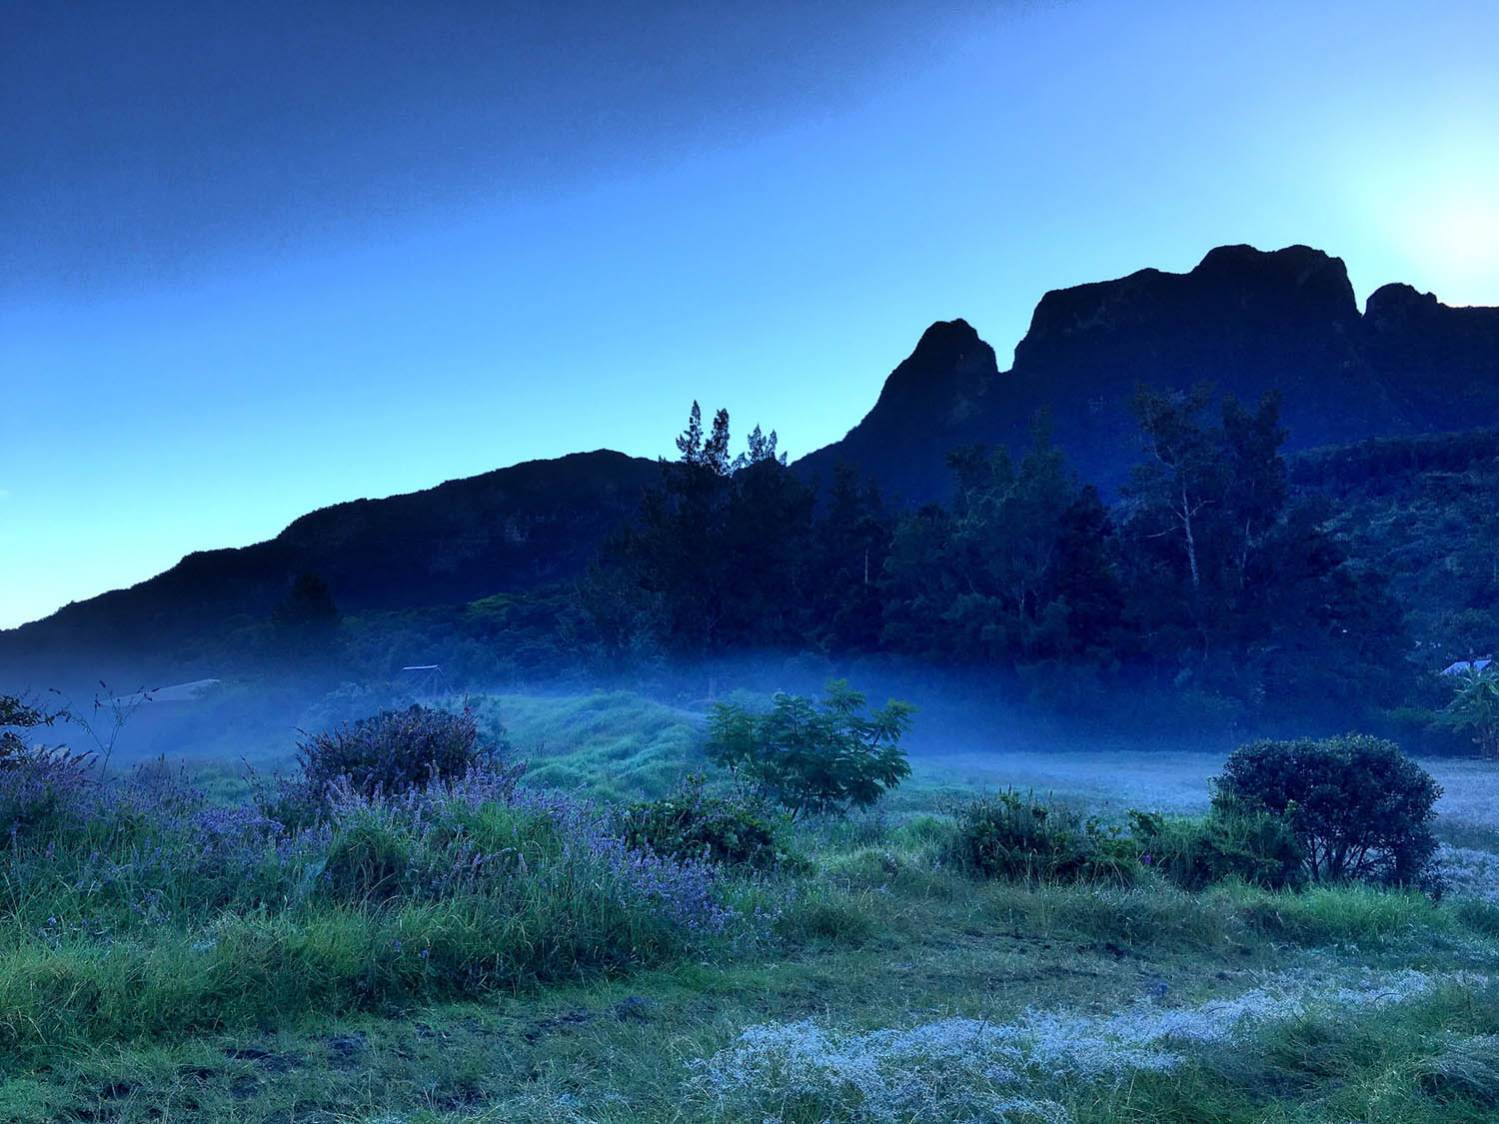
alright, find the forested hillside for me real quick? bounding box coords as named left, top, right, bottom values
left=1293, top=429, right=1499, bottom=663
left=5, top=243, right=1497, bottom=722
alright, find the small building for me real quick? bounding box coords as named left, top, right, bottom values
left=112, top=678, right=222, bottom=706
left=1441, top=657, right=1493, bottom=677
left=399, top=665, right=448, bottom=695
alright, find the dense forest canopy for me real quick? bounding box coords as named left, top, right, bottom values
left=570, top=390, right=1412, bottom=730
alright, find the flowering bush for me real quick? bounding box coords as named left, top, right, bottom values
left=0, top=743, right=731, bottom=1050
left=297, top=704, right=497, bottom=800
left=0, top=744, right=95, bottom=843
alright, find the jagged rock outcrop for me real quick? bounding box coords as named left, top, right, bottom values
left=800, top=244, right=1499, bottom=500
left=795, top=318, right=999, bottom=502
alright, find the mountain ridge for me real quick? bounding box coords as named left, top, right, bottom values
left=797, top=243, right=1498, bottom=498
left=7, top=243, right=1497, bottom=679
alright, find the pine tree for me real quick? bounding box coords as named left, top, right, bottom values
left=675, top=401, right=704, bottom=465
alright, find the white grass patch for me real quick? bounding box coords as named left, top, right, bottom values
left=1439, top=843, right=1499, bottom=902
left=688, top=968, right=1486, bottom=1123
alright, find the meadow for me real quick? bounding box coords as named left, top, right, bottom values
left=1, top=690, right=1497, bottom=1123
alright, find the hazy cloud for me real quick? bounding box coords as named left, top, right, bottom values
left=2, top=0, right=988, bottom=292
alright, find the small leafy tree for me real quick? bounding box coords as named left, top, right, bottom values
left=1213, top=734, right=1441, bottom=888
left=706, top=680, right=913, bottom=817
left=1443, top=665, right=1499, bottom=758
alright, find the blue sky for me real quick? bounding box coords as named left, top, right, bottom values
left=3, top=0, right=1498, bottom=629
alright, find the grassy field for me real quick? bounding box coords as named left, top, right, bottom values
left=2, top=690, right=1498, bottom=1123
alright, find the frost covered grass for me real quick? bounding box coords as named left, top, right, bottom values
left=686, top=969, right=1486, bottom=1123
left=1439, top=843, right=1499, bottom=903
left=916, top=745, right=1499, bottom=828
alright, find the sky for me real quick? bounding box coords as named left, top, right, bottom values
left=3, top=0, right=1499, bottom=630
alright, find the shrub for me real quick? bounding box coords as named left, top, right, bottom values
left=1214, top=734, right=1441, bottom=888
left=0, top=698, right=95, bottom=843
left=1442, top=665, right=1499, bottom=758
left=1129, top=805, right=1305, bottom=891
left=0, top=694, right=56, bottom=764
left=706, top=680, right=913, bottom=818
left=617, top=774, right=801, bottom=872
left=294, top=705, right=505, bottom=808
left=942, top=790, right=1137, bottom=884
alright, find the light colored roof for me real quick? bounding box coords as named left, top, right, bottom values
left=1441, top=658, right=1494, bottom=676
left=113, top=678, right=221, bottom=706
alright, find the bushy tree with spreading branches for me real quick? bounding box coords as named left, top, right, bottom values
left=706, top=680, right=913, bottom=818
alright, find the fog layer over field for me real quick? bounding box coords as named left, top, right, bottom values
left=24, top=657, right=1499, bottom=846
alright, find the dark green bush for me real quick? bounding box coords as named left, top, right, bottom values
left=943, top=790, right=1137, bottom=884
left=1214, top=734, right=1441, bottom=889
left=1129, top=804, right=1305, bottom=891
left=618, top=775, right=802, bottom=872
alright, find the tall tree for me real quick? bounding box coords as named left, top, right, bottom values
left=1119, top=385, right=1406, bottom=711
left=601, top=403, right=812, bottom=658
left=882, top=425, right=1120, bottom=667
left=808, top=465, right=892, bottom=650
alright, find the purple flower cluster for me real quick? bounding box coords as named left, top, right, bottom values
left=316, top=769, right=733, bottom=935
left=2, top=744, right=735, bottom=954
left=0, top=745, right=94, bottom=842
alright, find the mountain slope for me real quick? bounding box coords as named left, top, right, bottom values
left=1, top=450, right=658, bottom=680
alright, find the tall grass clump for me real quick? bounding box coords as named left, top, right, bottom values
left=943, top=790, right=1137, bottom=885
left=0, top=714, right=734, bottom=1052
left=1129, top=804, right=1305, bottom=891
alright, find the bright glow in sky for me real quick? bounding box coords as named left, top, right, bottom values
left=3, top=0, right=1498, bottom=629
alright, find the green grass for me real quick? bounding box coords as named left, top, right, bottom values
left=4, top=856, right=1495, bottom=1122
left=4, top=689, right=1498, bottom=1122
left=477, top=691, right=707, bottom=800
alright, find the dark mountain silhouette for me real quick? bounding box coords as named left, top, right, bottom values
left=1, top=450, right=657, bottom=681
left=798, top=244, right=1499, bottom=500
left=6, top=243, right=1497, bottom=681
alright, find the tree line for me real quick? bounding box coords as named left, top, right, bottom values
left=581, top=388, right=1410, bottom=722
